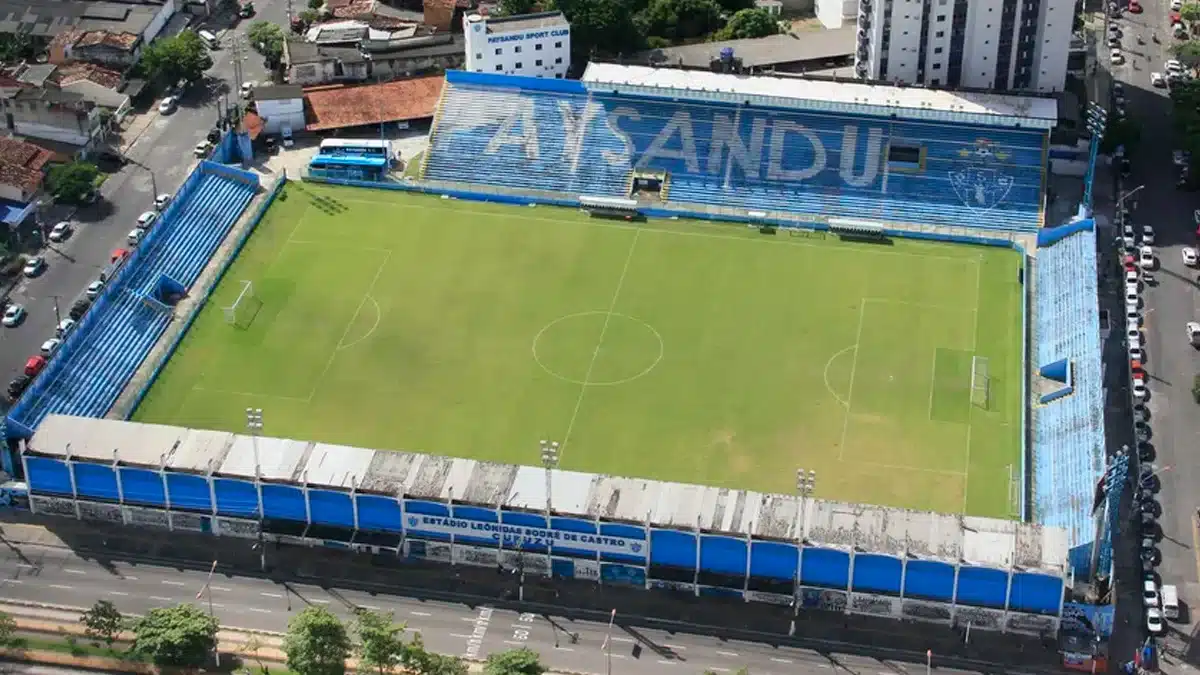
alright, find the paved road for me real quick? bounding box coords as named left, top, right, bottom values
left=1101, top=0, right=1200, bottom=670
left=0, top=542, right=994, bottom=675
left=0, top=3, right=280, bottom=409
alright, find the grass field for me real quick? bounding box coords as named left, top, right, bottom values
left=134, top=183, right=1025, bottom=518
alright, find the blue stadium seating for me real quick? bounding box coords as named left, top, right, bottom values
left=9, top=168, right=256, bottom=432
left=1031, top=227, right=1104, bottom=567
left=425, top=72, right=1048, bottom=232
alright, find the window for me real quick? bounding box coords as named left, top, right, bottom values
left=555, top=57, right=563, bottom=63
left=495, top=64, right=502, bottom=71
left=555, top=73, right=563, bottom=78
left=536, top=43, right=543, bottom=50
left=495, top=48, right=502, bottom=55
left=475, top=53, right=482, bottom=59
left=515, top=46, right=522, bottom=53
left=555, top=41, right=562, bottom=47
left=516, top=61, right=523, bottom=68
left=536, top=59, right=543, bottom=66
left=937, top=13, right=946, bottom=19
left=887, top=143, right=923, bottom=167
left=931, top=78, right=941, bottom=85
left=934, top=46, right=943, bottom=54
left=932, top=62, right=942, bottom=70
left=935, top=30, right=944, bottom=37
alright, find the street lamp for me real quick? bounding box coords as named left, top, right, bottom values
left=246, top=408, right=265, bottom=570
left=1117, top=184, right=1145, bottom=209
left=195, top=560, right=220, bottom=667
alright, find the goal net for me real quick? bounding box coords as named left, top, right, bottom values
left=970, top=355, right=990, bottom=410
left=223, top=280, right=261, bottom=329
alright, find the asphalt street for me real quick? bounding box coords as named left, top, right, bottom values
left=1101, top=0, right=1200, bottom=669
left=0, top=3, right=279, bottom=407
left=0, top=542, right=995, bottom=675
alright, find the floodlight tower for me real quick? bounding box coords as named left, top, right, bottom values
left=1082, top=103, right=1107, bottom=214
left=540, top=440, right=559, bottom=518
left=796, top=468, right=816, bottom=528
left=246, top=408, right=265, bottom=570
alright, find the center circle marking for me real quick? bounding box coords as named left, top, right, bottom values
left=532, top=311, right=664, bottom=386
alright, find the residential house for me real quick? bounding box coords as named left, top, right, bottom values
left=2, top=88, right=104, bottom=153
left=285, top=30, right=464, bottom=86
left=69, top=30, right=143, bottom=69
left=47, top=63, right=133, bottom=121
left=6, top=0, right=176, bottom=65
left=286, top=42, right=370, bottom=86
left=252, top=85, right=305, bottom=135
left=0, top=137, right=53, bottom=205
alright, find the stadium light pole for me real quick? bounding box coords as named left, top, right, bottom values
left=540, top=440, right=559, bottom=517
left=246, top=408, right=265, bottom=571
left=796, top=469, right=816, bottom=528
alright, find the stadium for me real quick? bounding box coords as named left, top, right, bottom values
left=5, top=64, right=1119, bottom=652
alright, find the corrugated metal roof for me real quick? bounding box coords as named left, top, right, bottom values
left=26, top=415, right=1069, bottom=573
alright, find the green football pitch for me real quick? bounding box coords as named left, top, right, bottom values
left=134, top=183, right=1025, bottom=518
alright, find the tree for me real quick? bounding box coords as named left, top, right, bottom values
left=80, top=600, right=124, bottom=648
left=1099, top=115, right=1141, bottom=156
left=548, top=0, right=645, bottom=60
left=483, top=647, right=544, bottom=675
left=401, top=633, right=468, bottom=675
left=637, top=0, right=724, bottom=42
left=1173, top=40, right=1200, bottom=67
left=715, top=7, right=779, bottom=40
left=248, top=20, right=285, bottom=67
left=0, top=611, right=15, bottom=647
left=299, top=8, right=321, bottom=24
left=308, top=0, right=323, bottom=8
left=284, top=606, right=351, bottom=675
left=129, top=604, right=218, bottom=667
left=1183, top=2, right=1200, bottom=21
left=140, top=30, right=210, bottom=84
left=354, top=609, right=406, bottom=675
left=497, top=0, right=539, bottom=15
left=46, top=162, right=100, bottom=205
left=242, top=633, right=267, bottom=673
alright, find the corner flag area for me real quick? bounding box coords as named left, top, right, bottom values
left=134, top=183, right=1024, bottom=518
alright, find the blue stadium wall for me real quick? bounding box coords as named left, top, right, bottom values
left=23, top=454, right=1063, bottom=634
left=423, top=71, right=1050, bottom=233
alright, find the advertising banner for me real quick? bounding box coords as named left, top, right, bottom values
left=574, top=559, right=600, bottom=581
left=405, top=514, right=647, bottom=558
left=454, top=545, right=499, bottom=568
left=745, top=590, right=792, bottom=606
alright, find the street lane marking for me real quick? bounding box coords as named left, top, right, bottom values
left=63, top=569, right=86, bottom=575
left=1, top=579, right=22, bottom=584
left=554, top=647, right=574, bottom=652
left=162, top=580, right=185, bottom=586
left=149, top=596, right=172, bottom=602
left=109, top=591, right=129, bottom=596
left=449, top=634, right=472, bottom=639
left=611, top=636, right=634, bottom=643
left=211, top=603, right=225, bottom=609
left=504, top=641, right=524, bottom=646
left=715, top=651, right=739, bottom=657
left=461, top=617, right=476, bottom=622
left=610, top=654, right=627, bottom=660
left=657, top=660, right=678, bottom=665
left=770, top=658, right=793, bottom=664
left=312, top=599, right=330, bottom=604
left=123, top=576, right=138, bottom=581
left=360, top=605, right=381, bottom=610
left=663, top=644, right=687, bottom=650
left=248, top=608, right=270, bottom=614
left=410, top=611, right=431, bottom=617
left=211, top=586, right=232, bottom=592
left=48, top=584, right=72, bottom=590
left=706, top=668, right=730, bottom=673
left=260, top=592, right=283, bottom=598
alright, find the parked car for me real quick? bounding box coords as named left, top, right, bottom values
left=1152, top=71, right=1166, bottom=87
left=2, top=304, right=25, bottom=327
left=1147, top=607, right=1165, bottom=634
left=127, top=228, right=145, bottom=246
left=55, top=318, right=76, bottom=338
left=6, top=375, right=29, bottom=399
left=48, top=221, right=71, bottom=242
left=137, top=211, right=158, bottom=229
left=194, top=140, right=213, bottom=157
left=69, top=299, right=90, bottom=321
left=1111, top=49, right=1126, bottom=65
left=1140, top=245, right=1155, bottom=269
left=1129, top=0, right=1143, bottom=13
left=86, top=279, right=104, bottom=300
left=40, top=338, right=61, bottom=357
left=1133, top=375, right=1148, bottom=399
left=158, top=96, right=177, bottom=114
left=1183, top=247, right=1198, bottom=266
left=22, top=256, right=45, bottom=277
left=154, top=193, right=172, bottom=210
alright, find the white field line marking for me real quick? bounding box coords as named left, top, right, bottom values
left=335, top=196, right=972, bottom=263
left=191, top=387, right=310, bottom=403
left=962, top=255, right=983, bottom=513
left=852, top=460, right=967, bottom=477
left=308, top=251, right=392, bottom=401
left=336, top=295, right=382, bottom=352
left=560, top=229, right=640, bottom=458
left=288, top=240, right=393, bottom=254
left=837, top=299, right=868, bottom=461
left=861, top=297, right=978, bottom=312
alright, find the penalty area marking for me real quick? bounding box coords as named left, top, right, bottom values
left=822, top=345, right=856, bottom=408
left=531, top=311, right=664, bottom=387
left=336, top=295, right=381, bottom=351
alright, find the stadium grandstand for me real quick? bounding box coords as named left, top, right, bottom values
left=5, top=65, right=1117, bottom=654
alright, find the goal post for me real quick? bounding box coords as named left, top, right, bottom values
left=970, top=355, right=990, bottom=410
left=223, top=280, right=261, bottom=329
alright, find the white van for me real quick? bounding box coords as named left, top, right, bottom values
left=198, top=30, right=220, bottom=49
left=1162, top=584, right=1180, bottom=619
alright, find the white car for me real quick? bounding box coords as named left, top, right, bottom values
left=48, top=221, right=71, bottom=242
left=1152, top=71, right=1166, bottom=87
left=86, top=279, right=104, bottom=300
left=40, top=338, right=61, bottom=357
left=1144, top=578, right=1161, bottom=608
left=1166, top=59, right=1183, bottom=73
left=1126, top=269, right=1140, bottom=285
left=1147, top=607, right=1166, bottom=634
left=1130, top=344, right=1145, bottom=362
left=154, top=193, right=172, bottom=210
left=2, top=304, right=25, bottom=327
left=1142, top=226, right=1155, bottom=244
left=240, top=81, right=255, bottom=99
left=56, top=318, right=76, bottom=338
left=1112, top=49, right=1125, bottom=65
left=137, top=211, right=158, bottom=228
left=1140, top=245, right=1155, bottom=269
left=1188, top=321, right=1200, bottom=345
left=1184, top=247, right=1198, bottom=266
left=1172, top=0, right=1182, bottom=10
left=194, top=140, right=212, bottom=157
left=22, top=256, right=44, bottom=277
left=1133, top=375, right=1148, bottom=399
left=158, top=96, right=177, bottom=114
left=127, top=228, right=145, bottom=246
left=1126, top=283, right=1140, bottom=305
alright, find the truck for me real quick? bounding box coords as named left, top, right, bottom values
left=1162, top=584, right=1180, bottom=619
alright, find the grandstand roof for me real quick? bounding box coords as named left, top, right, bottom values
left=580, top=63, right=1058, bottom=130
left=28, top=414, right=1070, bottom=574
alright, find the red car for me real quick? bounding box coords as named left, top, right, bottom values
left=1170, top=9, right=1181, bottom=23
left=1129, top=0, right=1143, bottom=13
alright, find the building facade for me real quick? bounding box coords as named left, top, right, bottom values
left=253, top=85, right=306, bottom=135
left=2, top=88, right=103, bottom=151
left=463, top=11, right=570, bottom=79
left=854, top=0, right=1073, bottom=93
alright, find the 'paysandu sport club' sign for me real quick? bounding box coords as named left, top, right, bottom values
left=406, top=515, right=644, bottom=558
left=487, top=28, right=570, bottom=44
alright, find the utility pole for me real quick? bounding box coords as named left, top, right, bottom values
left=50, top=296, right=61, bottom=327
left=196, top=560, right=220, bottom=667
left=246, top=408, right=265, bottom=571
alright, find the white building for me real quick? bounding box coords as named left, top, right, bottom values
left=463, top=11, right=570, bottom=79
left=854, top=0, right=1073, bottom=93
left=253, top=85, right=306, bottom=136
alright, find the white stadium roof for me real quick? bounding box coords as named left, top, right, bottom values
left=580, top=63, right=1059, bottom=130
left=27, top=414, right=1069, bottom=574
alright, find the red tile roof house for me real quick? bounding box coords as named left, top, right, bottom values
left=0, top=137, right=54, bottom=226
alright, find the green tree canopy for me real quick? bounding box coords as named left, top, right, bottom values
left=483, top=647, right=545, bottom=675
left=248, top=20, right=286, bottom=67
left=637, top=0, right=724, bottom=42
left=284, top=606, right=351, bottom=675
left=715, top=7, right=779, bottom=39
left=130, top=604, right=218, bottom=667
left=141, top=30, right=210, bottom=84
left=497, top=0, right=539, bottom=15
left=401, top=633, right=468, bottom=675
left=548, top=0, right=645, bottom=60
left=1183, top=3, right=1200, bottom=21
left=354, top=609, right=406, bottom=675
left=1099, top=115, right=1141, bottom=155
left=46, top=161, right=99, bottom=205
left=0, top=611, right=15, bottom=647
left=80, top=600, right=124, bottom=647
left=1173, top=40, right=1200, bottom=67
